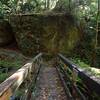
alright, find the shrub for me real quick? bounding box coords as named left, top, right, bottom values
left=0, top=73, right=8, bottom=82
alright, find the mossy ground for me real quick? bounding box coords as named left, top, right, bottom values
left=0, top=49, right=29, bottom=83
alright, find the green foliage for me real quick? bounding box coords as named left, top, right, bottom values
left=15, top=89, right=24, bottom=99
left=0, top=60, right=21, bottom=83
left=0, top=1, right=9, bottom=18
left=71, top=57, right=90, bottom=68
left=0, top=60, right=22, bottom=69
left=0, top=72, right=8, bottom=82
left=69, top=0, right=100, bottom=67
left=71, top=57, right=100, bottom=77
left=0, top=59, right=25, bottom=83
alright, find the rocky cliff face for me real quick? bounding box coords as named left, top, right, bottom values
left=10, top=13, right=80, bottom=56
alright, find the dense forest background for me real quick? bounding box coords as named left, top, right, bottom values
left=0, top=0, right=100, bottom=67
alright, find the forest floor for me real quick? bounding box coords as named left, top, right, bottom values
left=0, top=49, right=30, bottom=83
left=32, top=60, right=67, bottom=100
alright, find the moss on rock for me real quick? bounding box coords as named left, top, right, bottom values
left=10, top=13, right=80, bottom=56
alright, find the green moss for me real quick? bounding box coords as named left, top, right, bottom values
left=71, top=57, right=100, bottom=77
left=0, top=60, right=22, bottom=69
left=10, top=13, right=80, bottom=56
left=0, top=73, right=8, bottom=82
left=15, top=89, right=24, bottom=98
left=71, top=58, right=90, bottom=68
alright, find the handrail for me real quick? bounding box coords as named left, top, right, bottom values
left=0, top=53, right=42, bottom=100
left=58, top=53, right=100, bottom=96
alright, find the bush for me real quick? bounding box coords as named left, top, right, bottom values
left=0, top=60, right=22, bottom=70
left=0, top=73, right=8, bottom=82
left=71, top=57, right=90, bottom=68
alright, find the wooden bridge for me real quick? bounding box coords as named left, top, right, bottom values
left=0, top=53, right=100, bottom=100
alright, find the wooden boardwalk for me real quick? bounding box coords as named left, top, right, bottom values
left=32, top=62, right=67, bottom=100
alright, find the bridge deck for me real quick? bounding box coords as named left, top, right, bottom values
left=32, top=61, right=67, bottom=100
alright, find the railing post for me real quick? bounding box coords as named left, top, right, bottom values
left=72, top=68, right=78, bottom=85
left=72, top=68, right=79, bottom=99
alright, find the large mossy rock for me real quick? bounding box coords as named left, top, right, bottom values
left=0, top=20, right=14, bottom=46
left=10, top=13, right=80, bottom=56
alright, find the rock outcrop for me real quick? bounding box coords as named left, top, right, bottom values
left=10, top=13, right=80, bottom=56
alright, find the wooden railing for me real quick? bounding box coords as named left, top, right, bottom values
left=0, top=53, right=42, bottom=100
left=57, top=53, right=100, bottom=100
left=0, top=53, right=99, bottom=100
